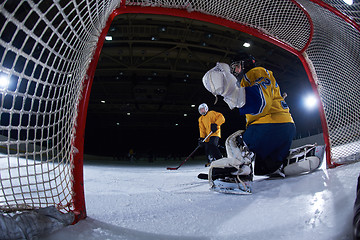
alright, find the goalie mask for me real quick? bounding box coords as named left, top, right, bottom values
left=198, top=103, right=208, bottom=115
left=230, top=54, right=256, bottom=80
left=202, top=62, right=245, bottom=110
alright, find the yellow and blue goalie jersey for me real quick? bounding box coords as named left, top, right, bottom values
left=239, top=67, right=294, bottom=126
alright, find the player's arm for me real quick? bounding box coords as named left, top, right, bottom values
left=215, top=112, right=225, bottom=126
left=239, top=70, right=273, bottom=116
left=210, top=112, right=225, bottom=133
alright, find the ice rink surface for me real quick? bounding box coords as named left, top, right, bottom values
left=43, top=158, right=359, bottom=240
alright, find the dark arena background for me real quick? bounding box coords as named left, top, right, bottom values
left=0, top=1, right=359, bottom=238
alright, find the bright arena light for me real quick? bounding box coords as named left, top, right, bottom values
left=304, top=94, right=318, bottom=110
left=0, top=74, right=10, bottom=89
left=343, top=0, right=353, bottom=5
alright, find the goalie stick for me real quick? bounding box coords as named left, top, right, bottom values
left=167, top=131, right=213, bottom=170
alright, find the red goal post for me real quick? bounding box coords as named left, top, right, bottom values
left=0, top=0, right=359, bottom=223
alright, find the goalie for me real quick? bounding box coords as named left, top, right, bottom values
left=202, top=54, right=324, bottom=193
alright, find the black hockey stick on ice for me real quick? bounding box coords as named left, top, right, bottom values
left=167, top=131, right=213, bottom=170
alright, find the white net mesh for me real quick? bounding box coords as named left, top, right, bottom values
left=297, top=0, right=360, bottom=162
left=126, top=0, right=312, bottom=51
left=0, top=0, right=359, bottom=217
left=0, top=0, right=119, bottom=214
left=321, top=0, right=360, bottom=26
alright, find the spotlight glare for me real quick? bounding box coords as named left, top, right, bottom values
left=304, top=94, right=318, bottom=110
left=0, top=74, right=10, bottom=89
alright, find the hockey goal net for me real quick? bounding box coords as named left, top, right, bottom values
left=0, top=0, right=359, bottom=222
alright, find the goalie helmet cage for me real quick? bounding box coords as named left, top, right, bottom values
left=0, top=0, right=359, bottom=222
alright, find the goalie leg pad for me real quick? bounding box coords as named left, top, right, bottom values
left=210, top=157, right=245, bottom=169
left=225, top=130, right=244, bottom=159
left=225, top=130, right=254, bottom=164
left=283, top=145, right=325, bottom=176
left=210, top=165, right=251, bottom=180
left=209, top=157, right=253, bottom=194
left=283, top=156, right=320, bottom=176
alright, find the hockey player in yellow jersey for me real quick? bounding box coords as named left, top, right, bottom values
left=202, top=54, right=295, bottom=177
left=198, top=103, right=225, bottom=166
left=200, top=54, right=325, bottom=194
left=237, top=63, right=294, bottom=126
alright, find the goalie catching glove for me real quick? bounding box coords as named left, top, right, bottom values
left=202, top=62, right=245, bottom=109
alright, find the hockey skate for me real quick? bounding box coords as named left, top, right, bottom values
left=211, top=175, right=252, bottom=195
left=267, top=167, right=286, bottom=179
left=283, top=144, right=325, bottom=176
left=205, top=156, right=215, bottom=167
